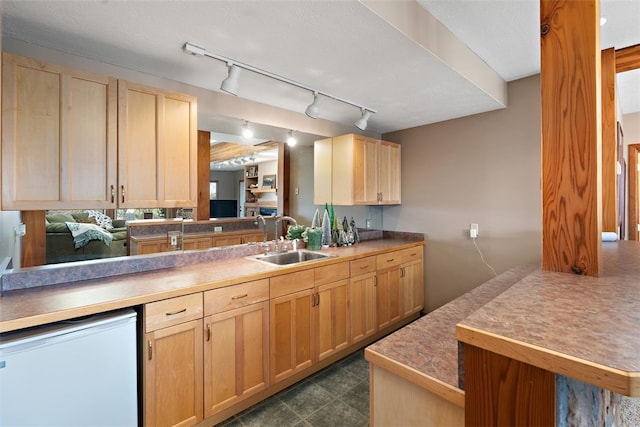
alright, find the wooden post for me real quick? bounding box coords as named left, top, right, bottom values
left=601, top=48, right=617, bottom=233
left=20, top=211, right=46, bottom=267
left=195, top=130, right=211, bottom=220
left=540, top=0, right=602, bottom=276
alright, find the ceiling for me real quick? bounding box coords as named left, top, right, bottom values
left=2, top=0, right=639, bottom=136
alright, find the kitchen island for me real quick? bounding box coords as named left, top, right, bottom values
left=366, top=241, right=640, bottom=426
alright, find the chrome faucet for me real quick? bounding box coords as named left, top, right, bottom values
left=275, top=216, right=298, bottom=241
left=254, top=215, right=267, bottom=243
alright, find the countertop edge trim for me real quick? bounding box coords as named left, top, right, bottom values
left=365, top=348, right=465, bottom=407
left=456, top=323, right=638, bottom=397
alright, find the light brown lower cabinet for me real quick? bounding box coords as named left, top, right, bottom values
left=401, top=246, right=424, bottom=318
left=350, top=256, right=378, bottom=344
left=376, top=252, right=402, bottom=330
left=269, top=270, right=315, bottom=384
left=203, top=279, right=270, bottom=417
left=144, top=293, right=204, bottom=427
left=315, top=262, right=350, bottom=361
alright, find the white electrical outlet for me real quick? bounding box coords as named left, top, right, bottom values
left=214, top=226, right=223, bottom=232
left=470, top=223, right=479, bottom=239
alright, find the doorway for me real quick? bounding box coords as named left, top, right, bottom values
left=628, top=144, right=640, bottom=240
left=239, top=179, right=245, bottom=217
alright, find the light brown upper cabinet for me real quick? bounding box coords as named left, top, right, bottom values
left=1, top=53, right=117, bottom=210
left=118, top=81, right=197, bottom=208
left=1, top=53, right=197, bottom=210
left=314, top=133, right=401, bottom=206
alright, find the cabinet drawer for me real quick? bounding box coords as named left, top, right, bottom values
left=350, top=257, right=376, bottom=276
left=376, top=251, right=402, bottom=270
left=270, top=270, right=314, bottom=299
left=204, top=279, right=269, bottom=315
left=402, top=246, right=423, bottom=263
left=145, top=293, right=203, bottom=332
left=315, top=262, right=349, bottom=285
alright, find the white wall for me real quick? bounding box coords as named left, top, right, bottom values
left=383, top=75, right=542, bottom=311
left=0, top=211, right=22, bottom=268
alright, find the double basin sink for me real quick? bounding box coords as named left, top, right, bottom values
left=249, top=249, right=335, bottom=266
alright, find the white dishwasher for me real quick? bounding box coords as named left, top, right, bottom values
left=0, top=309, right=138, bottom=427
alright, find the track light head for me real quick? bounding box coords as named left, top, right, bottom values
left=183, top=42, right=206, bottom=56
left=286, top=130, right=297, bottom=147
left=354, top=109, right=372, bottom=131
left=305, top=92, right=322, bottom=119
left=221, top=64, right=241, bottom=95
left=241, top=120, right=254, bottom=138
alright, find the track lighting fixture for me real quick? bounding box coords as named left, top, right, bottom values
left=241, top=120, right=254, bottom=138
left=286, top=130, right=297, bottom=147
left=305, top=92, right=322, bottom=119
left=183, top=42, right=376, bottom=130
left=220, top=63, right=241, bottom=96
left=354, top=109, right=372, bottom=131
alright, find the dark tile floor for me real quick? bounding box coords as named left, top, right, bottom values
left=217, top=350, right=369, bottom=427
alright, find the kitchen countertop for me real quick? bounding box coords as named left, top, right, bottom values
left=367, top=240, right=640, bottom=404
left=0, top=238, right=422, bottom=334
left=457, top=240, right=640, bottom=397
left=365, top=264, right=537, bottom=406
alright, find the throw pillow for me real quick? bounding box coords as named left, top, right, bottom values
left=45, top=213, right=76, bottom=224
left=85, top=210, right=114, bottom=230
left=76, top=217, right=97, bottom=224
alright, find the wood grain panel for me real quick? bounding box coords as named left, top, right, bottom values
left=615, top=43, right=640, bottom=73
left=21, top=210, right=46, bottom=267
left=601, top=48, right=618, bottom=232
left=540, top=0, right=601, bottom=276
left=464, top=344, right=554, bottom=427
left=629, top=144, right=640, bottom=240
left=197, top=130, right=210, bottom=220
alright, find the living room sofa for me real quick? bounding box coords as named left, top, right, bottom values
left=45, top=212, right=127, bottom=264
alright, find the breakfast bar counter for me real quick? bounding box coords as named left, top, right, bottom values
left=366, top=241, right=640, bottom=426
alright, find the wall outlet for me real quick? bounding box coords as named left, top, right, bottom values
left=167, top=231, right=181, bottom=248
left=470, top=223, right=479, bottom=239
left=214, top=226, right=223, bottom=232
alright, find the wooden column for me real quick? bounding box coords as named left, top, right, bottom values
left=540, top=0, right=602, bottom=276
left=20, top=211, right=46, bottom=267
left=601, top=48, right=617, bottom=233
left=464, top=345, right=555, bottom=426
left=195, top=130, right=211, bottom=220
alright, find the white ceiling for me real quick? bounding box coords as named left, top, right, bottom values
left=2, top=0, right=639, bottom=135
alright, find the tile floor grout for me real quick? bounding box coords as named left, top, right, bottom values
left=217, top=350, right=369, bottom=427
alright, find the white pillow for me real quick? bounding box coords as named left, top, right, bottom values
left=85, top=210, right=114, bottom=230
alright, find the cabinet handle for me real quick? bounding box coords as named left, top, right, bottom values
left=374, top=275, right=378, bottom=287
left=400, top=267, right=405, bottom=278
left=148, top=340, right=153, bottom=360
left=165, top=308, right=187, bottom=316
left=311, top=294, right=316, bottom=307
left=386, top=258, right=395, bottom=263
left=110, top=185, right=115, bottom=203
left=316, top=293, right=320, bottom=306
left=231, top=293, right=248, bottom=300
left=121, top=185, right=125, bottom=203
left=206, top=323, right=211, bottom=341
left=360, top=265, right=368, bottom=270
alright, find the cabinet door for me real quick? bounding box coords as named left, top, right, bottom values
left=144, top=319, right=203, bottom=427
left=2, top=53, right=117, bottom=209
left=118, top=81, right=197, bottom=208
left=204, top=301, right=269, bottom=417
left=376, top=267, right=402, bottom=330
left=270, top=288, right=314, bottom=384
left=401, top=260, right=424, bottom=317
left=183, top=236, right=213, bottom=251
left=349, top=273, right=377, bottom=344
left=378, top=140, right=402, bottom=204
left=352, top=135, right=379, bottom=204
left=316, top=278, right=350, bottom=361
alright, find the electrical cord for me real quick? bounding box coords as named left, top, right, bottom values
left=472, top=237, right=497, bottom=277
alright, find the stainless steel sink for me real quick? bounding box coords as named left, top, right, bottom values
left=249, top=250, right=334, bottom=266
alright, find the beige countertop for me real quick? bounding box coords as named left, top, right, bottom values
left=457, top=241, right=640, bottom=397
left=367, top=241, right=640, bottom=403
left=0, top=239, right=422, bottom=334
left=365, top=264, right=536, bottom=407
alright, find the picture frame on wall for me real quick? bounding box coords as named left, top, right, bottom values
left=262, top=174, right=276, bottom=189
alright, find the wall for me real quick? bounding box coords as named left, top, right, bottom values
left=623, top=112, right=640, bottom=144
left=210, top=170, right=240, bottom=200
left=383, top=75, right=542, bottom=312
